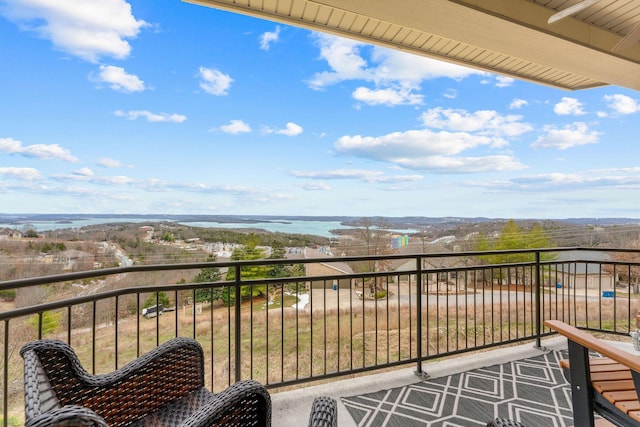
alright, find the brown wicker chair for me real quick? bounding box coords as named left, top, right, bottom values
left=21, top=337, right=337, bottom=427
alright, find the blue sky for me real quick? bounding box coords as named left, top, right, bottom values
left=1, top=0, right=639, bottom=219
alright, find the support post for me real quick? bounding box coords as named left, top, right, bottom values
left=567, top=339, right=595, bottom=427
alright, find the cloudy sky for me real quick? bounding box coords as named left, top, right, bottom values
left=1, top=0, right=639, bottom=218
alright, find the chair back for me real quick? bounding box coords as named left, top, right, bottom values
left=21, top=338, right=206, bottom=426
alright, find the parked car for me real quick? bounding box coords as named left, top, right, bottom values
left=142, top=304, right=164, bottom=318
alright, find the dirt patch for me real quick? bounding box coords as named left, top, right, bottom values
left=0, top=300, right=15, bottom=311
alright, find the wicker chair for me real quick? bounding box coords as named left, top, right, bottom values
left=21, top=337, right=337, bottom=427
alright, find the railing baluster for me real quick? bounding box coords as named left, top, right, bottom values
left=415, top=255, right=423, bottom=376
left=92, top=300, right=96, bottom=374
left=535, top=251, right=542, bottom=348
left=115, top=296, right=119, bottom=369
left=67, top=306, right=72, bottom=344
left=3, top=321, right=8, bottom=427
left=234, top=264, right=241, bottom=383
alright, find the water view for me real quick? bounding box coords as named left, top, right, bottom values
left=0, top=216, right=350, bottom=237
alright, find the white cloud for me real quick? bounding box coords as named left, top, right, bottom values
left=0, top=137, right=78, bottom=162
left=509, top=99, right=528, bottom=110
left=100, top=175, right=134, bottom=185
left=443, top=89, right=457, bottom=99
left=1, top=0, right=147, bottom=62
left=278, top=122, right=303, bottom=136
left=260, top=26, right=280, bottom=50
left=507, top=170, right=640, bottom=191
left=397, top=155, right=525, bottom=173
left=198, top=67, right=233, bottom=96
left=531, top=122, right=600, bottom=150
left=336, top=130, right=488, bottom=159
left=97, top=157, right=125, bottom=168
left=554, top=97, right=586, bottom=115
left=114, top=110, right=186, bottom=123
left=352, top=87, right=423, bottom=106
left=93, top=65, right=144, bottom=93
left=495, top=76, right=515, bottom=87
left=421, top=108, right=533, bottom=137
left=604, top=94, right=640, bottom=114
left=307, top=35, right=370, bottom=90
left=52, top=172, right=134, bottom=185
left=219, top=120, right=252, bottom=134
left=368, top=46, right=484, bottom=84
left=73, top=167, right=94, bottom=177
left=307, top=34, right=484, bottom=105
left=265, top=122, right=304, bottom=136
left=291, top=169, right=423, bottom=183
left=0, top=167, right=41, bottom=180
left=334, top=128, right=526, bottom=173
left=299, top=182, right=331, bottom=191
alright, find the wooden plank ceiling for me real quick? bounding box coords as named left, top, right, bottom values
left=184, top=0, right=640, bottom=91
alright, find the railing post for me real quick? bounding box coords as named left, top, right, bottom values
left=3, top=321, right=9, bottom=427
left=535, top=251, right=545, bottom=350
left=234, top=265, right=242, bottom=383
left=415, top=255, right=428, bottom=378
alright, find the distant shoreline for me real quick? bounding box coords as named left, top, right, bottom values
left=1, top=213, right=639, bottom=227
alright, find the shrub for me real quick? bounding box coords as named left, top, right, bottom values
left=28, top=311, right=62, bottom=335
left=0, top=289, right=16, bottom=301
left=143, top=291, right=170, bottom=309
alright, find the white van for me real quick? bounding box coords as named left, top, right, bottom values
left=142, top=304, right=164, bottom=318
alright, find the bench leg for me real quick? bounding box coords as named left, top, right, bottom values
left=567, top=339, right=595, bottom=427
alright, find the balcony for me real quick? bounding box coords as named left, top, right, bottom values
left=2, top=247, right=640, bottom=426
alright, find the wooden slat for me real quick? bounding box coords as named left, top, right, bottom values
left=630, top=410, right=640, bottom=422
left=560, top=357, right=618, bottom=369
left=603, top=389, right=640, bottom=404
left=593, top=380, right=636, bottom=393
left=592, top=371, right=632, bottom=381
left=590, top=358, right=620, bottom=365
left=590, top=363, right=629, bottom=373
left=617, top=400, right=640, bottom=413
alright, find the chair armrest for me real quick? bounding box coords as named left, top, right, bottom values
left=545, top=320, right=640, bottom=371
left=308, top=396, right=337, bottom=427
left=181, top=380, right=271, bottom=427
left=25, top=405, right=108, bottom=427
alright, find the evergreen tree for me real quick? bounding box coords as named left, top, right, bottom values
left=193, top=262, right=222, bottom=302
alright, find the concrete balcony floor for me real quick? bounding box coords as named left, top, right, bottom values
left=271, top=336, right=625, bottom=427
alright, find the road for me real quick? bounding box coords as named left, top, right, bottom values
left=101, top=242, right=133, bottom=267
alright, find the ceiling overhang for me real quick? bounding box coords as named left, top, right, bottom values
left=184, top=0, right=640, bottom=91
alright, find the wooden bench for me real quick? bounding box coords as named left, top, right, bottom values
left=545, top=320, right=640, bottom=427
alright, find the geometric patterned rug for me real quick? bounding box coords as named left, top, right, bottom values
left=342, top=350, right=575, bottom=427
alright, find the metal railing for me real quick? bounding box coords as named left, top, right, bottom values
left=1, top=247, right=640, bottom=425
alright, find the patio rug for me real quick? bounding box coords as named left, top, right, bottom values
left=342, top=350, right=575, bottom=427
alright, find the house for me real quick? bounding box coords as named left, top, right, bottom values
left=287, top=247, right=354, bottom=289
left=554, top=250, right=615, bottom=290
left=392, top=253, right=469, bottom=294
left=0, top=228, right=22, bottom=240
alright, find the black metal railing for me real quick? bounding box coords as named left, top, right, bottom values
left=1, top=247, right=640, bottom=425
